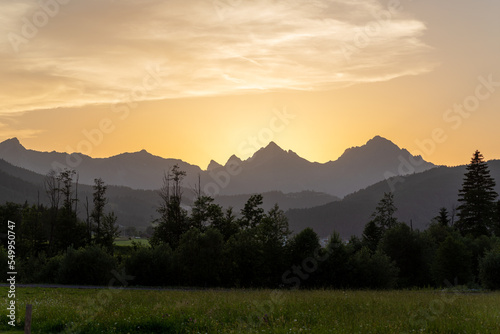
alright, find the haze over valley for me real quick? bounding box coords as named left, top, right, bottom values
left=3, top=135, right=499, bottom=239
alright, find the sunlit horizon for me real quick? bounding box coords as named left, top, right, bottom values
left=1, top=0, right=499, bottom=168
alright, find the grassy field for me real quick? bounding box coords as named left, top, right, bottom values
left=1, top=287, right=499, bottom=333
left=113, top=237, right=150, bottom=247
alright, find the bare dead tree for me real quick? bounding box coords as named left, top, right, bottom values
left=171, top=164, right=185, bottom=201
left=74, top=172, right=80, bottom=215
left=190, top=173, right=203, bottom=201
left=85, top=195, right=91, bottom=244
left=44, top=170, right=61, bottom=210
left=450, top=203, right=457, bottom=227
left=44, top=170, right=61, bottom=248
left=159, top=169, right=171, bottom=211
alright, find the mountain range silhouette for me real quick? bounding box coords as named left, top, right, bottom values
left=0, top=135, right=435, bottom=197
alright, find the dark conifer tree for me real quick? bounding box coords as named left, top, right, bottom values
left=434, top=207, right=450, bottom=227
left=456, top=150, right=498, bottom=237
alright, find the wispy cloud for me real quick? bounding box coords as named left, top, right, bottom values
left=0, top=121, right=44, bottom=139
left=0, top=0, right=434, bottom=114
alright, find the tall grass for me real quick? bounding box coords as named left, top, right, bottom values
left=1, top=287, right=499, bottom=333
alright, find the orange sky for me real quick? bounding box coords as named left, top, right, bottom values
left=1, top=0, right=499, bottom=168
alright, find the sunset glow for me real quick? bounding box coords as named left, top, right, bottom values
left=1, top=0, right=499, bottom=167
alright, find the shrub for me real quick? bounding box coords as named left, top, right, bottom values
left=349, top=247, right=399, bottom=289
left=58, top=246, right=117, bottom=285
left=320, top=232, right=350, bottom=288
left=38, top=254, right=64, bottom=283
left=479, top=248, right=500, bottom=290
left=432, top=234, right=473, bottom=286
left=379, top=223, right=432, bottom=287
left=176, top=228, right=224, bottom=287
left=17, top=253, right=46, bottom=283
left=125, top=244, right=173, bottom=286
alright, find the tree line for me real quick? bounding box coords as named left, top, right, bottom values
left=0, top=170, right=119, bottom=267
left=1, top=150, right=500, bottom=290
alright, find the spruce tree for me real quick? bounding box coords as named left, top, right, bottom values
left=433, top=207, right=450, bottom=227
left=456, top=150, right=498, bottom=237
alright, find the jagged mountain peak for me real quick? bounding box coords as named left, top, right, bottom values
left=207, top=159, right=223, bottom=171
left=250, top=141, right=288, bottom=160
left=226, top=154, right=243, bottom=165
left=265, top=141, right=283, bottom=151
left=0, top=137, right=24, bottom=149
left=365, top=136, right=403, bottom=153
left=111, top=149, right=154, bottom=159
left=0, top=136, right=436, bottom=195
left=339, top=135, right=400, bottom=159
left=136, top=149, right=154, bottom=157
left=366, top=135, right=395, bottom=146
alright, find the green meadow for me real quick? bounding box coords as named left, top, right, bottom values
left=113, top=238, right=151, bottom=247
left=1, top=287, right=499, bottom=333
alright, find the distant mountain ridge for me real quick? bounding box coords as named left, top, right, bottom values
left=286, top=160, right=500, bottom=239
left=207, top=135, right=435, bottom=196
left=2, top=154, right=497, bottom=239
left=0, top=158, right=338, bottom=228
left=0, top=136, right=435, bottom=197
left=0, top=137, right=203, bottom=190
left=214, top=191, right=340, bottom=213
